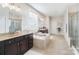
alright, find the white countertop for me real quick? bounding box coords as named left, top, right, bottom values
left=0, top=31, right=34, bottom=41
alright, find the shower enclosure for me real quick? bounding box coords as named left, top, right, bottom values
left=68, top=12, right=79, bottom=52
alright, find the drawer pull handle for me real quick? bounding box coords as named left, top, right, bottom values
left=18, top=43, right=19, bottom=45
left=9, top=41, right=11, bottom=43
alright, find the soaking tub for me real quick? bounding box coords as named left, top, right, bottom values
left=33, top=32, right=50, bottom=49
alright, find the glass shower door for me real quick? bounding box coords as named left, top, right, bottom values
left=76, top=13, right=79, bottom=51
left=69, top=13, right=79, bottom=52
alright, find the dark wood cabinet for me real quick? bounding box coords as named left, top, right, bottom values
left=0, top=41, right=4, bottom=55
left=19, top=36, right=28, bottom=54
left=5, top=43, right=18, bottom=55
left=27, top=34, right=33, bottom=49
left=20, top=39, right=28, bottom=54
left=0, top=33, right=33, bottom=55
left=4, top=39, right=18, bottom=55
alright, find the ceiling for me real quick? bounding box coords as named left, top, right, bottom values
left=29, top=3, right=77, bottom=16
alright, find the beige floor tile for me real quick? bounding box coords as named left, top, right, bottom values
left=25, top=35, right=74, bottom=55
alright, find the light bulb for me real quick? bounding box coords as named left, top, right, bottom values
left=1, top=3, right=9, bottom=8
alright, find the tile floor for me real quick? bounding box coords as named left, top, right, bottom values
left=24, top=35, right=74, bottom=55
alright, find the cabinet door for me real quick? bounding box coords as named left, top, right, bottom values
left=4, top=40, right=18, bottom=55
left=0, top=41, right=4, bottom=55
left=28, top=34, right=33, bottom=49
left=14, top=37, right=22, bottom=55
left=19, top=39, right=28, bottom=54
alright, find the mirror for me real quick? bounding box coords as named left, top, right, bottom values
left=0, top=4, right=22, bottom=35
left=0, top=3, right=39, bottom=35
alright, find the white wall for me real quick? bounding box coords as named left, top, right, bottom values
left=38, top=17, right=45, bottom=28
left=49, top=16, right=64, bottom=35
left=64, top=8, right=71, bottom=46
left=38, top=16, right=50, bottom=33
left=45, top=16, right=50, bottom=32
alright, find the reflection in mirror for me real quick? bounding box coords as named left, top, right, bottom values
left=0, top=3, right=39, bottom=35
left=0, top=4, right=10, bottom=35
left=0, top=3, right=22, bottom=35
left=22, top=11, right=39, bottom=33
left=9, top=11, right=22, bottom=34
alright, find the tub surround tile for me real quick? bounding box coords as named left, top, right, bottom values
left=25, top=35, right=74, bottom=55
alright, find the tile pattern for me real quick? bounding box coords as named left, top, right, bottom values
left=25, top=35, right=74, bottom=55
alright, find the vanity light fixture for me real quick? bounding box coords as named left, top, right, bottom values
left=1, top=3, right=9, bottom=8
left=1, top=3, right=21, bottom=12
left=9, top=5, right=21, bottom=12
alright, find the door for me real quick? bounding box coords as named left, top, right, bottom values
left=4, top=39, right=18, bottom=55
left=0, top=41, right=4, bottom=55
left=28, top=34, right=33, bottom=49
left=19, top=37, right=28, bottom=54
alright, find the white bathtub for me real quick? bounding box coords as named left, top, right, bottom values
left=33, top=32, right=50, bottom=49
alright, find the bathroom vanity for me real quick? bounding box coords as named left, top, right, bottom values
left=0, top=32, right=33, bottom=55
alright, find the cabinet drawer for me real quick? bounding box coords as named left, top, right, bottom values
left=4, top=39, right=15, bottom=45
left=24, top=35, right=28, bottom=38
left=0, top=41, right=4, bottom=46
left=14, top=36, right=23, bottom=42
